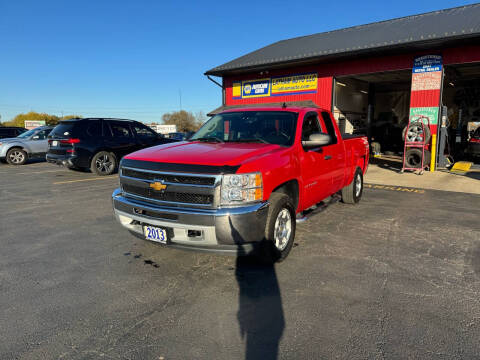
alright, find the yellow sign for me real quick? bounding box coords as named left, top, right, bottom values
left=149, top=182, right=167, bottom=191
left=271, top=73, right=317, bottom=95
left=232, top=82, right=241, bottom=97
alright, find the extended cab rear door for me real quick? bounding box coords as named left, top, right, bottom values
left=319, top=111, right=346, bottom=193
left=299, top=112, right=336, bottom=208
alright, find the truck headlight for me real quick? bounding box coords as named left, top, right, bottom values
left=221, top=172, right=263, bottom=205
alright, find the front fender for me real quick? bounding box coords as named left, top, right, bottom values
left=0, top=142, right=28, bottom=157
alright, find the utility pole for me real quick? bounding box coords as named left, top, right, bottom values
left=179, top=89, right=182, bottom=110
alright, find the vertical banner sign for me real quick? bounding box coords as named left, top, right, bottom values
left=409, top=55, right=443, bottom=126
left=409, top=55, right=443, bottom=171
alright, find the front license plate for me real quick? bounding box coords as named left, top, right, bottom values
left=52, top=140, right=58, bottom=146
left=144, top=226, right=167, bottom=244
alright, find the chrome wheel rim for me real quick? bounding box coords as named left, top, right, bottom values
left=355, top=174, right=362, bottom=197
left=274, top=208, right=292, bottom=251
left=95, top=154, right=114, bottom=173
left=406, top=124, right=425, bottom=142
left=9, top=150, right=25, bottom=164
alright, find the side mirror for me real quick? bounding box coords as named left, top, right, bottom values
left=302, top=133, right=331, bottom=149
left=32, top=135, right=40, bottom=140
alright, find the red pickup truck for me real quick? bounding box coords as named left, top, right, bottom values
left=112, top=106, right=369, bottom=261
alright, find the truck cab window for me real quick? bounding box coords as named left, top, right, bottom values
left=301, top=114, right=322, bottom=141
left=321, top=112, right=338, bottom=144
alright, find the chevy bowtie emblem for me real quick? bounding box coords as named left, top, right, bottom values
left=149, top=181, right=167, bottom=191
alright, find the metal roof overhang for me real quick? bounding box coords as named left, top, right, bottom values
left=205, top=36, right=480, bottom=77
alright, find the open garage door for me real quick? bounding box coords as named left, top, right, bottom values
left=333, top=70, right=412, bottom=156
left=443, top=63, right=480, bottom=164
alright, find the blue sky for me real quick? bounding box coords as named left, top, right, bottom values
left=0, top=0, right=477, bottom=123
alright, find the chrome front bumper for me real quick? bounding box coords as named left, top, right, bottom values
left=112, top=188, right=269, bottom=254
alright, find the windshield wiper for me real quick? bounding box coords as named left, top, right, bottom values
left=231, top=138, right=270, bottom=144
left=191, top=137, right=224, bottom=143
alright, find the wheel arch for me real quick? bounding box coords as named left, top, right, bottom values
left=88, top=148, right=117, bottom=166
left=6, top=145, right=28, bottom=155
left=271, top=179, right=300, bottom=211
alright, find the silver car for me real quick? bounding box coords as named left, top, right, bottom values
left=0, top=126, right=53, bottom=165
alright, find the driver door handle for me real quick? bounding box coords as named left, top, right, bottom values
left=324, top=155, right=332, bottom=160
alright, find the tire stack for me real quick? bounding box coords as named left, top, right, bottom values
left=402, top=121, right=431, bottom=169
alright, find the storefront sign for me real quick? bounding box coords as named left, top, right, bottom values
left=24, top=120, right=46, bottom=130
left=411, top=71, right=442, bottom=91
left=412, top=55, right=442, bottom=73
left=241, top=78, right=270, bottom=98
left=232, top=73, right=318, bottom=99
left=271, top=73, right=317, bottom=95
left=409, top=107, right=439, bottom=125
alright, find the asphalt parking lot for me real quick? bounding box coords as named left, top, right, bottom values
left=1, top=161, right=480, bottom=359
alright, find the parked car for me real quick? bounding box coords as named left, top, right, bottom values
left=166, top=132, right=192, bottom=140
left=0, top=126, right=53, bottom=165
left=46, top=118, right=178, bottom=175
left=466, top=126, right=480, bottom=159
left=112, top=106, right=369, bottom=262
left=0, top=126, right=27, bottom=139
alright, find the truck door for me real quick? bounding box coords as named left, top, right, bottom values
left=299, top=112, right=335, bottom=208
left=319, top=111, right=346, bottom=193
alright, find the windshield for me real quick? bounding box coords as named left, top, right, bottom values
left=190, top=111, right=298, bottom=146
left=17, top=128, right=38, bottom=138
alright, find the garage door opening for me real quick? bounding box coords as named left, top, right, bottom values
left=443, top=63, right=480, bottom=164
left=333, top=70, right=412, bottom=160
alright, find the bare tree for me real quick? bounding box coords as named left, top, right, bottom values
left=162, top=110, right=204, bottom=132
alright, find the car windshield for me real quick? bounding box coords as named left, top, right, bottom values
left=17, top=128, right=38, bottom=138
left=190, top=111, right=298, bottom=146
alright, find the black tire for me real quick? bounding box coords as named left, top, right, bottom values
left=6, top=148, right=27, bottom=165
left=405, top=148, right=431, bottom=169
left=264, top=192, right=296, bottom=262
left=341, top=167, right=363, bottom=204
left=402, top=122, right=431, bottom=144
left=91, top=151, right=117, bottom=176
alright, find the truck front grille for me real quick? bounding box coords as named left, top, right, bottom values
left=119, top=166, right=218, bottom=208
left=122, top=168, right=215, bottom=186
left=122, top=184, right=213, bottom=205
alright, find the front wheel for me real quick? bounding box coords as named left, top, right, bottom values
left=6, top=148, right=27, bottom=165
left=264, top=193, right=296, bottom=262
left=91, top=151, right=117, bottom=176
left=341, top=167, right=363, bottom=204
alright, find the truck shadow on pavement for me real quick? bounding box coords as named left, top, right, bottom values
left=235, top=255, right=285, bottom=360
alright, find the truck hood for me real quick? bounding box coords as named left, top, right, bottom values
left=124, top=141, right=284, bottom=166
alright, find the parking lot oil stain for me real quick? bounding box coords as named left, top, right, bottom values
left=144, top=259, right=159, bottom=268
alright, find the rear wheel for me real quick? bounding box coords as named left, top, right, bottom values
left=6, top=148, right=27, bottom=165
left=341, top=167, right=363, bottom=204
left=91, top=151, right=117, bottom=176
left=263, top=193, right=296, bottom=262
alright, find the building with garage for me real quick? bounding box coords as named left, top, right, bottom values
left=205, top=4, right=480, bottom=170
